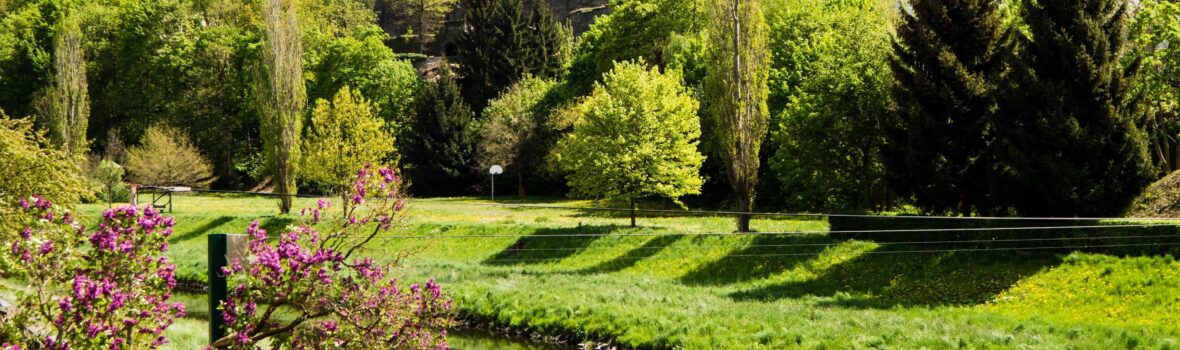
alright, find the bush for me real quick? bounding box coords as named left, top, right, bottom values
left=1, top=198, right=185, bottom=348
left=125, top=125, right=217, bottom=188
left=214, top=165, right=453, bottom=349
left=0, top=113, right=91, bottom=232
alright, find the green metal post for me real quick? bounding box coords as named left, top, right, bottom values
left=208, top=234, right=227, bottom=346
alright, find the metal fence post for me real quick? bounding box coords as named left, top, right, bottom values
left=209, top=233, right=248, bottom=347
left=208, top=234, right=227, bottom=346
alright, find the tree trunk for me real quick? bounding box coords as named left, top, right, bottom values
left=737, top=192, right=751, bottom=233
left=517, top=173, right=525, bottom=197
left=630, top=196, right=637, bottom=228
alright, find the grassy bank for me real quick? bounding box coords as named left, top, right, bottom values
left=69, top=195, right=1180, bottom=349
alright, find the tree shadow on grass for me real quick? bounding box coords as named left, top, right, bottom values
left=571, top=234, right=685, bottom=274
left=258, top=217, right=298, bottom=236
left=169, top=216, right=235, bottom=243
left=728, top=246, right=1063, bottom=308
left=679, top=234, right=839, bottom=286
left=482, top=225, right=621, bottom=266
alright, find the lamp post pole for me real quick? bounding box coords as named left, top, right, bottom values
left=489, top=165, right=503, bottom=202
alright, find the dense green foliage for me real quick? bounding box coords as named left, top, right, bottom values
left=402, top=66, right=481, bottom=196
left=0, top=0, right=1167, bottom=217
left=39, top=11, right=88, bottom=155
left=883, top=0, right=1007, bottom=215
left=256, top=0, right=306, bottom=214
left=94, top=159, right=125, bottom=206
left=566, top=0, right=704, bottom=96
left=304, top=23, right=421, bottom=134
left=767, top=0, right=892, bottom=212
left=555, top=61, right=704, bottom=225
left=994, top=0, right=1153, bottom=216
left=380, top=0, right=457, bottom=51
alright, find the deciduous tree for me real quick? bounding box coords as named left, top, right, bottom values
left=767, top=0, right=892, bottom=212
left=1129, top=0, right=1180, bottom=175
left=95, top=159, right=125, bottom=207
left=555, top=60, right=704, bottom=227
left=0, top=112, right=89, bottom=233
left=37, top=12, right=89, bottom=155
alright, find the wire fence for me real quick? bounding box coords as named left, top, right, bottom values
left=155, top=189, right=1180, bottom=258
left=480, top=242, right=1180, bottom=263
left=361, top=223, right=1180, bottom=239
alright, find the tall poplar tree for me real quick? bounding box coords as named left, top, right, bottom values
left=883, top=0, right=1008, bottom=215
left=704, top=0, right=770, bottom=232
left=994, top=0, right=1152, bottom=216
left=38, top=14, right=89, bottom=156
left=256, top=0, right=306, bottom=214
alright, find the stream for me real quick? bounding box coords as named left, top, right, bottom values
left=446, top=328, right=577, bottom=350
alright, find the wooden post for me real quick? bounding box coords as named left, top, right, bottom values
left=209, top=234, right=249, bottom=347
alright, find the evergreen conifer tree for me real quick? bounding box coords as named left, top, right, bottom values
left=994, top=0, right=1152, bottom=216
left=455, top=0, right=567, bottom=113
left=883, top=0, right=1007, bottom=215
left=402, top=65, right=481, bottom=196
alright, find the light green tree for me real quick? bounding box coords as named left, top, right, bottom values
left=555, top=60, right=704, bottom=227
left=256, top=0, right=306, bottom=214
left=301, top=86, right=395, bottom=214
left=703, top=0, right=770, bottom=232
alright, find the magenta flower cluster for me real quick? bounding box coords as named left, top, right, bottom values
left=214, top=165, right=452, bottom=349
left=2, top=197, right=185, bottom=350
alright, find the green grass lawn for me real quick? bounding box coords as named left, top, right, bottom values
left=68, top=194, right=1180, bottom=349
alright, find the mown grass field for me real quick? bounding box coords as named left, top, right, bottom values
left=63, top=195, right=1180, bottom=349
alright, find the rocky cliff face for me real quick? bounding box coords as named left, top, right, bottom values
left=379, top=0, right=609, bottom=57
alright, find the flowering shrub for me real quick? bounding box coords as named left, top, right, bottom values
left=214, top=165, right=453, bottom=349
left=1, top=197, right=185, bottom=349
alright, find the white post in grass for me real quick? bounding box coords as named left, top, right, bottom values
left=489, top=165, right=503, bottom=201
